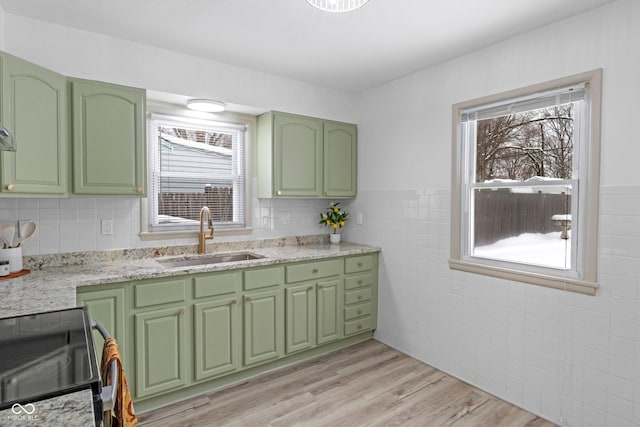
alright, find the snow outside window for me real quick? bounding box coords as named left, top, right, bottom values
left=148, top=114, right=247, bottom=232
left=450, top=70, right=602, bottom=295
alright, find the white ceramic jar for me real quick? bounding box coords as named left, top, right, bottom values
left=0, top=247, right=22, bottom=273
left=0, top=260, right=9, bottom=276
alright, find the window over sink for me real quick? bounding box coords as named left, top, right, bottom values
left=146, top=113, right=248, bottom=233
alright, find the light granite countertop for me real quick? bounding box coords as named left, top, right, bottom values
left=0, top=235, right=379, bottom=426
left=1, top=235, right=380, bottom=319
left=0, top=389, right=95, bottom=427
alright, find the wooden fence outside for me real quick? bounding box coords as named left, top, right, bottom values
left=159, top=186, right=233, bottom=222
left=474, top=191, right=570, bottom=246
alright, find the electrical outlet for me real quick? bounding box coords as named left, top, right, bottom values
left=357, top=212, right=363, bottom=225
left=101, top=219, right=113, bottom=236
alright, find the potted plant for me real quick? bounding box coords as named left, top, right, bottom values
left=319, top=202, right=349, bottom=244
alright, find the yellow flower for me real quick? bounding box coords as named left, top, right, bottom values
left=326, top=220, right=330, bottom=225
left=333, top=208, right=339, bottom=213
left=333, top=223, right=338, bottom=229
left=340, top=221, right=345, bottom=227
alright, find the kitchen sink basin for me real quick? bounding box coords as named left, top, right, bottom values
left=157, top=252, right=264, bottom=269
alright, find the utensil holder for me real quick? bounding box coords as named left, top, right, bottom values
left=0, top=247, right=23, bottom=273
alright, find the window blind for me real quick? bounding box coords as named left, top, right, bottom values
left=461, top=84, right=585, bottom=122
left=149, top=114, right=246, bottom=231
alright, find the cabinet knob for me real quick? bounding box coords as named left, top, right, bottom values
left=136, top=187, right=143, bottom=193
left=325, top=191, right=330, bottom=196
left=245, top=296, right=252, bottom=302
left=357, top=280, right=363, bottom=285
left=231, top=299, right=237, bottom=305
left=312, top=268, right=319, bottom=274
left=307, top=286, right=313, bottom=291
left=357, top=262, right=363, bottom=267
left=357, top=324, right=363, bottom=330
left=6, top=184, right=14, bottom=192
left=277, top=190, right=282, bottom=196
left=357, top=310, right=362, bottom=315
left=357, top=295, right=363, bottom=300
left=319, top=285, right=324, bottom=289
left=179, top=308, right=185, bottom=316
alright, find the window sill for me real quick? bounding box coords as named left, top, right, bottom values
left=139, top=227, right=253, bottom=241
left=448, top=259, right=597, bottom=296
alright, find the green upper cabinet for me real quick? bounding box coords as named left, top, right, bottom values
left=0, top=52, right=68, bottom=195
left=323, top=121, right=357, bottom=198
left=70, top=78, right=146, bottom=196
left=257, top=111, right=357, bottom=198
left=274, top=113, right=323, bottom=197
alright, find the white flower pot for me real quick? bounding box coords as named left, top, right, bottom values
left=330, top=234, right=341, bottom=244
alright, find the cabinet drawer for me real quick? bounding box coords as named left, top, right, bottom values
left=134, top=278, right=186, bottom=308
left=286, top=259, right=341, bottom=283
left=344, top=273, right=373, bottom=290
left=344, top=288, right=372, bottom=305
left=244, top=266, right=284, bottom=291
left=194, top=272, right=240, bottom=299
left=344, top=302, right=372, bottom=321
left=345, top=255, right=373, bottom=274
left=344, top=316, right=373, bottom=336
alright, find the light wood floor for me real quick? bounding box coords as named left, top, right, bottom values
left=138, top=340, right=555, bottom=427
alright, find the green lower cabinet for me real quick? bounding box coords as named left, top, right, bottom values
left=134, top=306, right=187, bottom=399
left=75, top=252, right=378, bottom=409
left=317, top=279, right=342, bottom=345
left=193, top=296, right=241, bottom=381
left=243, top=288, right=284, bottom=366
left=285, top=283, right=316, bottom=354
left=76, top=286, right=126, bottom=360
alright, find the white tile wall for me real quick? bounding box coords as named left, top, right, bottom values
left=343, top=186, right=640, bottom=426
left=0, top=197, right=331, bottom=255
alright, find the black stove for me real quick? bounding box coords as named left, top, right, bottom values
left=0, top=307, right=102, bottom=422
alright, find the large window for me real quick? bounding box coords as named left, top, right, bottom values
left=148, top=114, right=247, bottom=232
left=450, top=70, right=602, bottom=295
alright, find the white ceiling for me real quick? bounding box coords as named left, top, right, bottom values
left=0, top=0, right=616, bottom=93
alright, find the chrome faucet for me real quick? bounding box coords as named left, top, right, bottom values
left=198, top=206, right=214, bottom=254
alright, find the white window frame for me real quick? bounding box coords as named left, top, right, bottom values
left=449, top=70, right=602, bottom=295
left=140, top=105, right=254, bottom=240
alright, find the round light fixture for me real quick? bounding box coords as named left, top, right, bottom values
left=186, top=99, right=226, bottom=113
left=306, top=0, right=369, bottom=13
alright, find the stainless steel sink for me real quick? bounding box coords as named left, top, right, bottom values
left=157, top=252, right=264, bottom=269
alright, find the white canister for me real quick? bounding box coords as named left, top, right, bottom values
left=0, top=247, right=22, bottom=273
left=0, top=260, right=9, bottom=276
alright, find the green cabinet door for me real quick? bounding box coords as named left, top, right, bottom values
left=317, top=279, right=341, bottom=345
left=273, top=113, right=322, bottom=197
left=193, top=296, right=241, bottom=381
left=243, top=288, right=284, bottom=366
left=285, top=283, right=316, bottom=354
left=134, top=306, right=187, bottom=398
left=77, top=286, right=126, bottom=361
left=324, top=121, right=357, bottom=198
left=71, top=78, right=146, bottom=196
left=0, top=52, right=68, bottom=195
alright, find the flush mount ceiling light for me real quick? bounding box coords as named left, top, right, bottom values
left=186, top=99, right=226, bottom=113
left=306, top=0, right=369, bottom=13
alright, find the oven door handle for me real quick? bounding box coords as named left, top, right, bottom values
left=91, top=319, right=118, bottom=412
